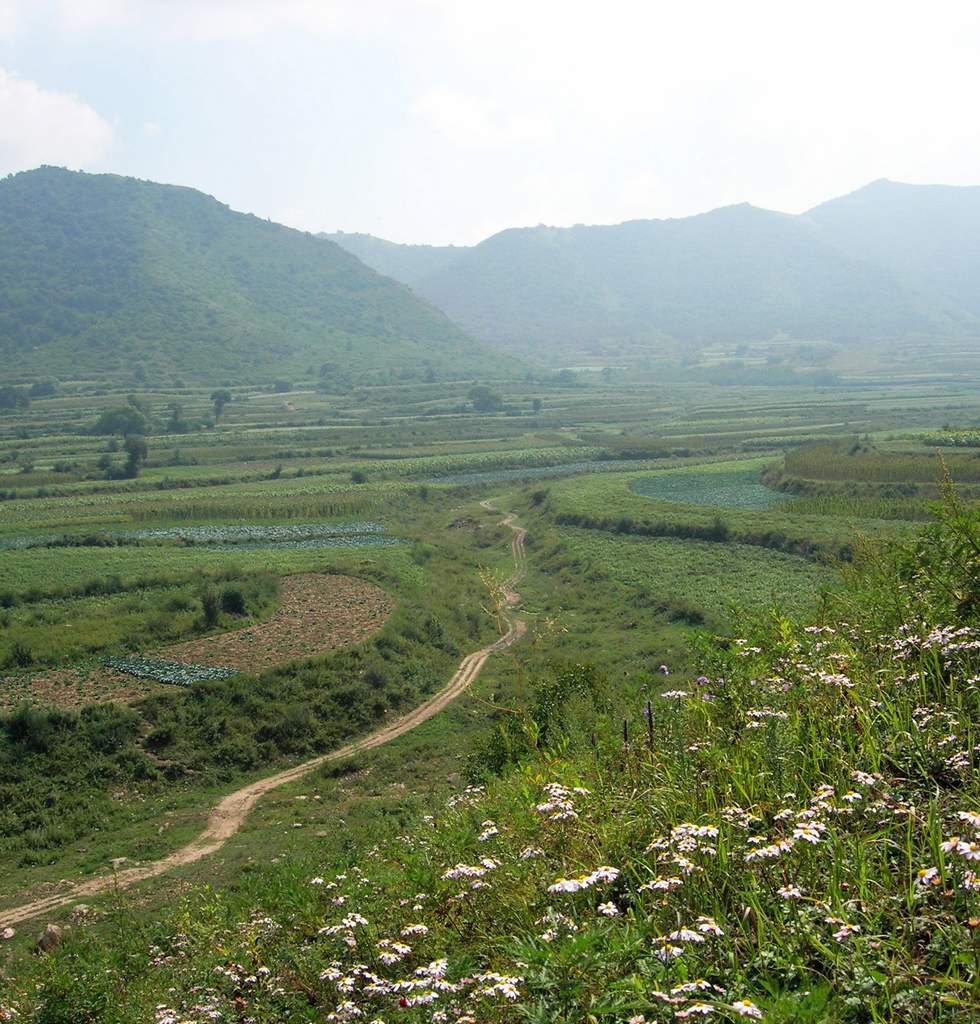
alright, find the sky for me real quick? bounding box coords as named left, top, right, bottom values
left=1, top=0, right=979, bottom=245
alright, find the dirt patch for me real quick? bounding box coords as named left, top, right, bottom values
left=0, top=574, right=394, bottom=710
left=0, top=666, right=169, bottom=711
left=164, top=574, right=394, bottom=673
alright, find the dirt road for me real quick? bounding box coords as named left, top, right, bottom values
left=0, top=502, right=527, bottom=929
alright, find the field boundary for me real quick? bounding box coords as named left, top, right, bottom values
left=0, top=500, right=527, bottom=929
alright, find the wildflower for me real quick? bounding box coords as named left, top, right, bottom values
left=589, top=865, right=621, bottom=883
left=519, top=846, right=544, bottom=860
left=400, top=924, right=428, bottom=937
left=327, top=1001, right=363, bottom=1021
left=659, top=664, right=670, bottom=675
left=548, top=877, right=585, bottom=893
left=696, top=915, right=723, bottom=936
left=653, top=942, right=684, bottom=961
left=668, top=927, right=706, bottom=944
left=676, top=1003, right=714, bottom=1018
left=443, top=863, right=488, bottom=880
left=915, top=867, right=940, bottom=888
left=777, top=884, right=802, bottom=900
left=597, top=901, right=619, bottom=916
left=662, top=690, right=690, bottom=699
left=825, top=917, right=860, bottom=942
left=671, top=980, right=712, bottom=994
left=640, top=875, right=683, bottom=892
left=792, top=822, right=826, bottom=845
left=311, top=877, right=326, bottom=886
left=942, top=836, right=962, bottom=854
left=731, top=999, right=763, bottom=1018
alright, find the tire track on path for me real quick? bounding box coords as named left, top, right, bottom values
left=1, top=501, right=526, bottom=929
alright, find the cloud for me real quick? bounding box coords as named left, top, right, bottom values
left=0, top=68, right=112, bottom=174
left=0, top=1, right=18, bottom=37
left=33, top=0, right=390, bottom=40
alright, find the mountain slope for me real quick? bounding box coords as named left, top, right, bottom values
left=806, top=179, right=980, bottom=320
left=0, top=167, right=508, bottom=384
left=328, top=183, right=980, bottom=361
left=319, top=232, right=462, bottom=291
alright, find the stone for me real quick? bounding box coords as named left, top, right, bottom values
left=36, top=923, right=63, bottom=953
left=0, top=927, right=15, bottom=941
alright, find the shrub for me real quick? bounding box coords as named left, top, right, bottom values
left=219, top=586, right=247, bottom=616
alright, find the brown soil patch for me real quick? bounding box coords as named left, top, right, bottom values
left=0, top=666, right=169, bottom=711
left=164, top=574, right=394, bottom=672
left=0, top=574, right=394, bottom=711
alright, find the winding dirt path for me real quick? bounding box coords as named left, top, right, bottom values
left=0, top=502, right=527, bottom=929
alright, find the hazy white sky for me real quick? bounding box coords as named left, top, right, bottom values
left=1, top=0, right=979, bottom=244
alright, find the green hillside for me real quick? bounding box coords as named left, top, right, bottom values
left=328, top=182, right=980, bottom=362
left=0, top=168, right=510, bottom=385
left=319, top=231, right=462, bottom=290
left=806, top=178, right=980, bottom=320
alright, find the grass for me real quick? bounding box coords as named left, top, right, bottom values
left=560, top=528, right=835, bottom=623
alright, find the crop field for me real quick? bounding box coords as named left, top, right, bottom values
left=561, top=527, right=835, bottom=622
left=1, top=574, right=394, bottom=710
left=630, top=463, right=790, bottom=510
left=2, top=363, right=980, bottom=980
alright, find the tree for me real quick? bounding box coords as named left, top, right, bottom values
left=90, top=406, right=147, bottom=436
left=532, top=397, right=542, bottom=414
left=165, top=402, right=189, bottom=434
left=0, top=386, right=29, bottom=412
left=211, top=389, right=232, bottom=421
left=468, top=385, right=504, bottom=413
left=122, top=435, right=148, bottom=479
left=28, top=380, right=58, bottom=398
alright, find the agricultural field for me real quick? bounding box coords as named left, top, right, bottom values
left=3, top=365, right=980, bottom=1019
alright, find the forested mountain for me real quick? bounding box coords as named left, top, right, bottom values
left=0, top=167, right=507, bottom=384
left=806, top=179, right=980, bottom=321
left=319, top=232, right=462, bottom=291
left=328, top=181, right=980, bottom=361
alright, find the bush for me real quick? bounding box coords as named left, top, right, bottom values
left=219, top=586, right=247, bottom=616
left=200, top=587, right=220, bottom=629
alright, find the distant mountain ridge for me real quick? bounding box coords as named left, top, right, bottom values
left=325, top=180, right=980, bottom=360
left=0, top=167, right=509, bottom=384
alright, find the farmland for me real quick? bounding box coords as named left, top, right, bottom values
left=2, top=360, right=980, bottom=1021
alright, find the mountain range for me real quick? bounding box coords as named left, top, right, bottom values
left=326, top=180, right=980, bottom=361
left=2, top=168, right=978, bottom=386
left=0, top=167, right=507, bottom=385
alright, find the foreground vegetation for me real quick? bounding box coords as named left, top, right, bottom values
left=3, top=485, right=979, bottom=1022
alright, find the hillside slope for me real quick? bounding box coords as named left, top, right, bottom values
left=0, top=168, right=508, bottom=384
left=328, top=182, right=980, bottom=361
left=319, top=232, right=462, bottom=290
left=806, top=178, right=980, bottom=321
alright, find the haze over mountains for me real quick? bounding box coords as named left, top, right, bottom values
left=2, top=168, right=978, bottom=388
left=327, top=180, right=980, bottom=361
left=0, top=167, right=506, bottom=385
